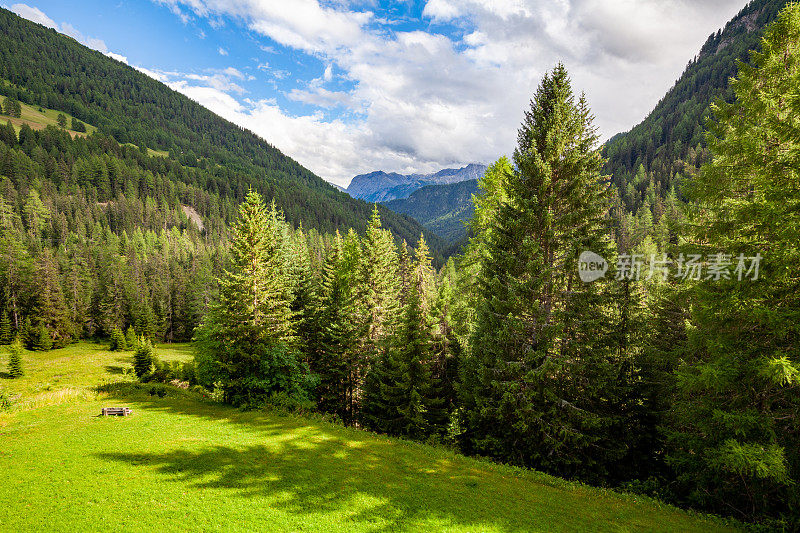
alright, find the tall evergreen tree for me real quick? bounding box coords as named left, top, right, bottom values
left=133, top=336, right=154, bottom=379
left=351, top=207, right=401, bottom=420
left=460, top=64, right=624, bottom=481
left=33, top=249, right=72, bottom=348
left=667, top=5, right=800, bottom=522
left=363, top=235, right=445, bottom=439
left=195, top=190, right=312, bottom=406
left=311, top=230, right=362, bottom=423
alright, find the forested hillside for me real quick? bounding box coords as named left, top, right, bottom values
left=603, top=0, right=788, bottom=213
left=2, top=1, right=799, bottom=529
left=384, top=179, right=478, bottom=243
left=0, top=7, right=445, bottom=256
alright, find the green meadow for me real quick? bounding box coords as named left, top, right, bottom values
left=0, top=343, right=739, bottom=532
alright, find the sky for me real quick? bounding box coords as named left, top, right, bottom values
left=5, top=1, right=748, bottom=187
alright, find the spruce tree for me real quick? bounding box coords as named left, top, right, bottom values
left=352, top=207, right=401, bottom=421
left=29, top=322, right=53, bottom=351
left=195, top=190, right=311, bottom=406
left=461, top=64, right=623, bottom=481
left=33, top=249, right=72, bottom=348
left=312, top=230, right=362, bottom=423
left=125, top=325, right=137, bottom=350
left=667, top=5, right=800, bottom=521
left=133, top=336, right=154, bottom=379
left=363, top=235, right=444, bottom=439
left=8, top=336, right=23, bottom=378
left=109, top=326, right=126, bottom=351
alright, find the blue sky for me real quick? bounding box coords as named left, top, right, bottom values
left=7, top=1, right=747, bottom=186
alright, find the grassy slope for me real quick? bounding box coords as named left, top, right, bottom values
left=0, top=343, right=739, bottom=532
left=0, top=96, right=97, bottom=137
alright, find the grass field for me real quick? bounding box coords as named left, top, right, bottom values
left=0, top=343, right=740, bottom=532
left=0, top=86, right=98, bottom=138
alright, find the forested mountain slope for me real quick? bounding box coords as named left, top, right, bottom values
left=384, top=179, right=478, bottom=243
left=0, top=7, right=445, bottom=256
left=603, top=0, right=789, bottom=212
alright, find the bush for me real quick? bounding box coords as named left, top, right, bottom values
left=265, top=391, right=316, bottom=414
left=0, top=387, right=11, bottom=411
left=133, top=337, right=154, bottom=379
left=109, top=326, right=127, bottom=351
left=8, top=337, right=24, bottom=378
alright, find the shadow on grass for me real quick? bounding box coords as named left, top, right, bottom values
left=95, top=383, right=564, bottom=532
left=0, top=372, right=11, bottom=379
left=104, top=365, right=126, bottom=375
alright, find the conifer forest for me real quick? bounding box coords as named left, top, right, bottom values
left=1, top=1, right=799, bottom=530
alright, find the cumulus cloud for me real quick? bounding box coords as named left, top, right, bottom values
left=10, top=3, right=55, bottom=28
left=149, top=0, right=746, bottom=185
left=14, top=1, right=749, bottom=186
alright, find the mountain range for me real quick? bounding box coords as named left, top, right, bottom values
left=345, top=163, right=486, bottom=203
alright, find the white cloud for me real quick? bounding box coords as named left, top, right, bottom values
left=149, top=0, right=746, bottom=186
left=107, top=51, right=129, bottom=64
left=10, top=3, right=55, bottom=28
left=16, top=1, right=750, bottom=186
left=421, top=0, right=460, bottom=21
left=218, top=47, right=228, bottom=55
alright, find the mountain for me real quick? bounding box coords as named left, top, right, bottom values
left=384, top=179, right=479, bottom=243
left=346, top=163, right=486, bottom=202
left=603, top=0, right=789, bottom=211
left=0, top=7, right=448, bottom=260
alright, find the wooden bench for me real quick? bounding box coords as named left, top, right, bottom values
left=101, top=407, right=132, bottom=417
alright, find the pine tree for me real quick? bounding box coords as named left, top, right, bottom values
left=56, top=113, right=67, bottom=128
left=133, top=336, right=154, bottom=379
left=194, top=190, right=311, bottom=406
left=8, top=336, right=23, bottom=378
left=460, top=64, right=623, bottom=481
left=109, top=326, right=126, bottom=351
left=360, top=206, right=401, bottom=350
left=666, top=5, right=800, bottom=522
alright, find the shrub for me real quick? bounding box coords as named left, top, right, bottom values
left=0, top=387, right=11, bottom=411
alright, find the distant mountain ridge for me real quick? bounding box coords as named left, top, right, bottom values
left=384, top=179, right=479, bottom=244
left=346, top=163, right=486, bottom=202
